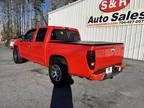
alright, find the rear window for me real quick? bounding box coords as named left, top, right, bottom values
left=51, top=29, right=80, bottom=41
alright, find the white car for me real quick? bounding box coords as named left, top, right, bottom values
left=10, top=39, right=18, bottom=49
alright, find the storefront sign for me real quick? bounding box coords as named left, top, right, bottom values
left=100, top=0, right=130, bottom=12
left=87, top=0, right=144, bottom=26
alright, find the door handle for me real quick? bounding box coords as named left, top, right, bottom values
left=28, top=44, right=31, bottom=48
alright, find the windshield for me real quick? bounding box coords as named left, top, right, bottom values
left=51, top=29, right=80, bottom=41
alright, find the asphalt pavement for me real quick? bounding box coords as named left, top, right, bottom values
left=0, top=45, right=144, bottom=108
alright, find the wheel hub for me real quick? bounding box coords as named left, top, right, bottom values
left=51, top=65, right=62, bottom=82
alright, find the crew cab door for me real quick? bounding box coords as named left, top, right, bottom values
left=19, top=29, right=36, bottom=60
left=30, top=28, right=48, bottom=65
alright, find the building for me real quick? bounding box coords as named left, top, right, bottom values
left=48, top=0, right=144, bottom=61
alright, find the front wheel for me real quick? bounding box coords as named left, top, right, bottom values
left=49, top=59, right=72, bottom=87
left=13, top=48, right=27, bottom=64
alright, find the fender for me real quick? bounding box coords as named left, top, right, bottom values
left=49, top=55, right=68, bottom=66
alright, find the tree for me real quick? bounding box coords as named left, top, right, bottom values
left=0, top=0, right=49, bottom=43
left=33, top=0, right=48, bottom=27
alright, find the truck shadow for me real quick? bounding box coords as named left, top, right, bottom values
left=50, top=84, right=74, bottom=108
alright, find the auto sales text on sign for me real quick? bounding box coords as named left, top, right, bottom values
left=87, top=10, right=144, bottom=26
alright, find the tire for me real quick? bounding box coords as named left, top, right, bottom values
left=13, top=48, right=27, bottom=64
left=49, top=58, right=72, bottom=87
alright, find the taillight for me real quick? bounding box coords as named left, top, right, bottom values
left=87, top=50, right=95, bottom=70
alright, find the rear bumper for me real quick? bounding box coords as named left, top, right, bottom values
left=89, top=64, right=126, bottom=80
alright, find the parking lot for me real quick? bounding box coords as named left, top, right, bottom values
left=0, top=45, right=144, bottom=108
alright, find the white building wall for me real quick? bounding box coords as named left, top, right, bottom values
left=48, top=0, right=144, bottom=60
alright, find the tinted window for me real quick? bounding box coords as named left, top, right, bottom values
left=36, top=28, right=47, bottom=42
left=24, top=29, right=36, bottom=41
left=51, top=30, right=80, bottom=41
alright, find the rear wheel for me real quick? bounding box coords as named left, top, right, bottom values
left=49, top=58, right=72, bottom=87
left=13, top=48, right=27, bottom=64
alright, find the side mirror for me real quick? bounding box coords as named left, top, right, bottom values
left=22, top=35, right=24, bottom=39
left=20, top=35, right=25, bottom=40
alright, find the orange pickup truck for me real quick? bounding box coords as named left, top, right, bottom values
left=13, top=26, right=125, bottom=87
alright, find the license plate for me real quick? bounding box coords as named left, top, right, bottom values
left=106, top=67, right=113, bottom=74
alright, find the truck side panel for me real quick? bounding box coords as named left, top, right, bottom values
left=45, top=43, right=92, bottom=77
left=45, top=43, right=124, bottom=78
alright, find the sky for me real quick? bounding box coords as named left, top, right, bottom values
left=42, top=0, right=51, bottom=13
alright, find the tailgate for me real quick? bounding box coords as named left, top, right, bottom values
left=95, top=44, right=124, bottom=69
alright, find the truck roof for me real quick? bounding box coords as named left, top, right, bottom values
left=32, top=26, right=78, bottom=31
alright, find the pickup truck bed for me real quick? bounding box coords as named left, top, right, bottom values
left=51, top=41, right=123, bottom=46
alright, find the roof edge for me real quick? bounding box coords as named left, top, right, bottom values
left=48, top=0, right=85, bottom=15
